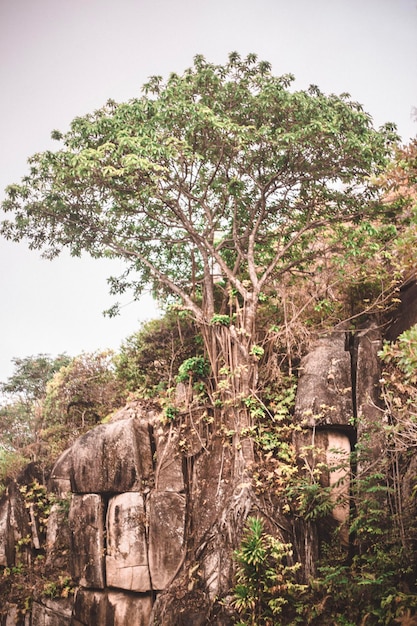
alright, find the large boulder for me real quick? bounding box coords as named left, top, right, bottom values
left=106, top=492, right=151, bottom=592
left=68, top=418, right=154, bottom=494
left=69, top=494, right=105, bottom=589
left=294, top=329, right=353, bottom=427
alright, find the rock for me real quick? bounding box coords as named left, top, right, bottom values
left=68, top=418, right=154, bottom=494
left=0, top=492, right=13, bottom=567
left=148, top=491, right=186, bottom=590
left=175, top=382, right=192, bottom=405
left=0, top=605, right=25, bottom=626
left=48, top=448, right=73, bottom=497
left=293, top=329, right=354, bottom=579
left=45, top=502, right=71, bottom=570
left=385, top=277, right=417, bottom=341
left=294, top=329, right=353, bottom=426
left=109, top=400, right=159, bottom=424
left=293, top=428, right=350, bottom=535
left=325, top=431, right=351, bottom=526
left=71, top=589, right=153, bottom=626
left=69, top=494, right=105, bottom=589
left=107, top=591, right=153, bottom=626
left=31, top=597, right=72, bottom=626
left=154, top=429, right=185, bottom=492
left=106, top=492, right=151, bottom=592
left=356, top=322, right=384, bottom=466
left=71, top=589, right=107, bottom=626
left=0, top=482, right=31, bottom=567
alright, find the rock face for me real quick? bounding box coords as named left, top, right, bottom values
left=1, top=310, right=416, bottom=624
left=0, top=406, right=187, bottom=625
left=294, top=328, right=353, bottom=427
left=62, top=412, right=186, bottom=623
left=106, top=492, right=150, bottom=591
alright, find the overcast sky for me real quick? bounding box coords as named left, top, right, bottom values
left=0, top=0, right=416, bottom=385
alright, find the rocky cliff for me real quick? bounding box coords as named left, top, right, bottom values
left=1, top=284, right=417, bottom=625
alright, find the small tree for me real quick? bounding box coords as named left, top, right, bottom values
left=232, top=516, right=305, bottom=625
left=0, top=354, right=70, bottom=458
left=42, top=351, right=125, bottom=454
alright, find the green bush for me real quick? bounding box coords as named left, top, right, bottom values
left=379, top=323, right=417, bottom=382
left=116, top=311, right=201, bottom=394
left=232, top=517, right=306, bottom=625
left=177, top=356, right=210, bottom=383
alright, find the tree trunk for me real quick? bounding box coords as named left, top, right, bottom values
left=150, top=317, right=260, bottom=624
left=150, top=434, right=255, bottom=624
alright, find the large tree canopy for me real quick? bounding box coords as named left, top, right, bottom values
left=1, top=53, right=396, bottom=318
left=1, top=53, right=399, bottom=439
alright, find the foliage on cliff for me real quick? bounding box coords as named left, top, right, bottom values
left=115, top=310, right=201, bottom=394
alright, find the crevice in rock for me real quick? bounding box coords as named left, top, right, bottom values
left=143, top=489, right=154, bottom=595
left=148, top=422, right=157, bottom=474
left=345, top=330, right=358, bottom=423
left=182, top=453, right=194, bottom=551
left=102, top=495, right=110, bottom=588
left=345, top=329, right=360, bottom=561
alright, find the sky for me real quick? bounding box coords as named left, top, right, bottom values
left=0, top=0, right=416, bottom=385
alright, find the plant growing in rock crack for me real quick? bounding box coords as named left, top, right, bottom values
left=43, top=575, right=75, bottom=599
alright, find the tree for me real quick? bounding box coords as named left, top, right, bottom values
left=1, top=354, right=70, bottom=404
left=0, top=53, right=401, bottom=620
left=0, top=354, right=70, bottom=456
left=1, top=53, right=397, bottom=446
left=378, top=137, right=417, bottom=279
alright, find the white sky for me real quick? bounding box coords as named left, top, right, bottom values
left=0, top=0, right=416, bottom=384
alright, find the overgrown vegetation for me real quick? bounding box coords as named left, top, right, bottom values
left=228, top=321, right=417, bottom=624
left=0, top=350, right=127, bottom=474
left=0, top=479, right=74, bottom=617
